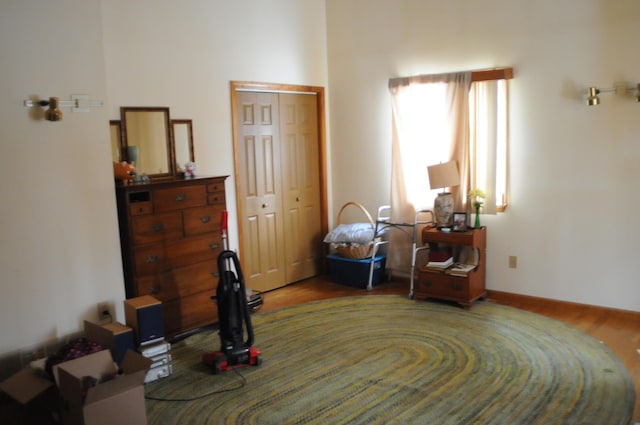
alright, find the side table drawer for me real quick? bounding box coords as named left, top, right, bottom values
left=417, top=271, right=469, bottom=299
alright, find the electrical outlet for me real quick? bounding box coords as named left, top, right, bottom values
left=97, top=302, right=111, bottom=321
left=508, top=256, right=517, bottom=269
left=20, top=347, right=46, bottom=367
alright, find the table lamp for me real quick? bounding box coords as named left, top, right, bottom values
left=427, top=161, right=460, bottom=228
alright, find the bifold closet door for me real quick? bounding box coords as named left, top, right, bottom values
left=279, top=93, right=322, bottom=283
left=235, top=91, right=323, bottom=292
left=236, top=91, right=286, bottom=293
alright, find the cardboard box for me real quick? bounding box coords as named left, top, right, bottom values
left=1, top=349, right=151, bottom=425
left=0, top=365, right=55, bottom=405
left=56, top=349, right=152, bottom=425
left=84, top=320, right=135, bottom=366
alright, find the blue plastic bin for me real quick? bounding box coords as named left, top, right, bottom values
left=327, top=254, right=387, bottom=288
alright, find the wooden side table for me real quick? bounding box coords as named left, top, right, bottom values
left=415, top=227, right=486, bottom=309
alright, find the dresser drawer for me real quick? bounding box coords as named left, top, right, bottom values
left=207, top=181, right=225, bottom=194
left=162, top=291, right=218, bottom=336
left=154, top=185, right=206, bottom=212
left=207, top=180, right=226, bottom=205
left=183, top=205, right=225, bottom=236
left=134, top=259, right=219, bottom=301
left=417, top=271, right=469, bottom=299
left=131, top=212, right=183, bottom=245
left=129, top=201, right=153, bottom=216
left=133, top=234, right=223, bottom=276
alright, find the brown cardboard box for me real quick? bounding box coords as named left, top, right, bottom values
left=84, top=320, right=135, bottom=365
left=0, top=349, right=151, bottom=425
left=0, top=366, right=54, bottom=405
left=55, top=349, right=151, bottom=425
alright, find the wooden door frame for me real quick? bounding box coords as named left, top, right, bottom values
left=230, top=81, right=329, bottom=274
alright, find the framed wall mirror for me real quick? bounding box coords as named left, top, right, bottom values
left=109, top=120, right=122, bottom=163
left=120, top=107, right=174, bottom=179
left=172, top=119, right=195, bottom=173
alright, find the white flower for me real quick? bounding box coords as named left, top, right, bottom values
left=468, top=189, right=486, bottom=209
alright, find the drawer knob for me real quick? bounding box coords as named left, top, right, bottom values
left=423, top=280, right=433, bottom=287
left=175, top=193, right=186, bottom=202
left=200, top=215, right=211, bottom=224
left=296, top=196, right=300, bottom=202
left=452, top=283, right=463, bottom=291
left=151, top=223, right=164, bottom=233
left=209, top=243, right=220, bottom=250
left=262, top=203, right=268, bottom=208
left=149, top=285, right=161, bottom=295
left=210, top=271, right=220, bottom=278
left=145, top=255, right=159, bottom=263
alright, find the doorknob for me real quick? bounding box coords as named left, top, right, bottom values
left=296, top=197, right=300, bottom=202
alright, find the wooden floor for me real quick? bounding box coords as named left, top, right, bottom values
left=260, top=275, right=640, bottom=422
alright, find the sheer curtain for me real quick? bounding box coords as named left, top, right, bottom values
left=469, top=80, right=508, bottom=214
left=388, top=71, right=471, bottom=274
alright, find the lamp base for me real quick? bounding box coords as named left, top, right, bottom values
left=434, top=192, right=454, bottom=228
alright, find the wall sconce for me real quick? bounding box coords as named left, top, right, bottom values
left=585, top=83, right=640, bottom=106
left=24, top=95, right=103, bottom=121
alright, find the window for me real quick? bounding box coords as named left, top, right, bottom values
left=389, top=68, right=511, bottom=215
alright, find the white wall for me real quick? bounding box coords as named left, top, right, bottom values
left=326, top=0, right=640, bottom=311
left=0, top=0, right=119, bottom=365
left=0, top=0, right=328, bottom=372
left=101, top=0, right=329, bottom=258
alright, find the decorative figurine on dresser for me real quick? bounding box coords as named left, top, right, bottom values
left=112, top=106, right=226, bottom=337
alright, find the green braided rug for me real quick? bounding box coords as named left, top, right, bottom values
left=145, top=295, right=635, bottom=425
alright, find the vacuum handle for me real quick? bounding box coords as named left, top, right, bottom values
left=220, top=210, right=228, bottom=234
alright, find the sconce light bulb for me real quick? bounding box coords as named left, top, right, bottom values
left=586, top=87, right=600, bottom=106
left=44, top=97, right=63, bottom=122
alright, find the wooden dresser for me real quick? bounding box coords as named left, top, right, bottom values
left=115, top=176, right=227, bottom=337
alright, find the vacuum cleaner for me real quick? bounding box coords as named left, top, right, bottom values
left=202, top=211, right=262, bottom=374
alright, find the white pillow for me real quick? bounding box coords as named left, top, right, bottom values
left=323, top=223, right=374, bottom=244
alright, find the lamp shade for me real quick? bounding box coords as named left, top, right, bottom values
left=427, top=161, right=460, bottom=190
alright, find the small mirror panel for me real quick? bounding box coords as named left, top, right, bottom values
left=121, top=107, right=174, bottom=178
left=110, top=120, right=122, bottom=163
left=172, top=119, right=195, bottom=173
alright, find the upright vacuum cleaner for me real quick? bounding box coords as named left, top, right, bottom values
left=202, top=211, right=262, bottom=374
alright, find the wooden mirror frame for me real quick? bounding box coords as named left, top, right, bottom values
left=109, top=120, right=123, bottom=163
left=120, top=106, right=174, bottom=179
left=171, top=119, right=195, bottom=173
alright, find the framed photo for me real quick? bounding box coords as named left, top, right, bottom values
left=452, top=212, right=467, bottom=232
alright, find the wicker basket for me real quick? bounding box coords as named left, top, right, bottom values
left=334, top=241, right=374, bottom=259
left=330, top=202, right=377, bottom=259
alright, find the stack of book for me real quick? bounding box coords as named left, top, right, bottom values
left=425, top=256, right=454, bottom=272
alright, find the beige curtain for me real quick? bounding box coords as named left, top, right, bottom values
left=469, top=80, right=504, bottom=214
left=388, top=71, right=471, bottom=274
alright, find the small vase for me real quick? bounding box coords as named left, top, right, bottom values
left=474, top=205, right=481, bottom=229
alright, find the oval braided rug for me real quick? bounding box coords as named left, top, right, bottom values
left=145, top=295, right=635, bottom=425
